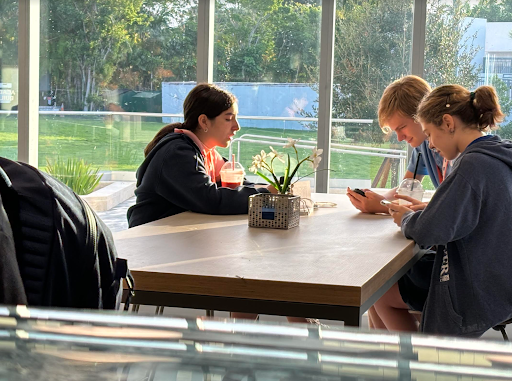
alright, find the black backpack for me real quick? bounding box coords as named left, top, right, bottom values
left=0, top=157, right=134, bottom=310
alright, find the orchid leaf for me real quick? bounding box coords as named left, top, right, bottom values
left=255, top=171, right=281, bottom=193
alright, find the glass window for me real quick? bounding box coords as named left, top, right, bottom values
left=422, top=0, right=512, bottom=188
left=213, top=0, right=322, bottom=190
left=329, top=0, right=413, bottom=193
left=39, top=0, right=198, bottom=172
left=459, top=1, right=512, bottom=139
left=0, top=0, right=18, bottom=161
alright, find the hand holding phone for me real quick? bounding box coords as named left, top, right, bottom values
left=380, top=199, right=393, bottom=207
left=353, top=188, right=366, bottom=197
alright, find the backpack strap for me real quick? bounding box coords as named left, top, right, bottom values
left=78, top=196, right=135, bottom=310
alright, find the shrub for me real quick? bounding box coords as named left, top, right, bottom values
left=45, top=157, right=103, bottom=195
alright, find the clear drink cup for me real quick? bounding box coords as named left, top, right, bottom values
left=220, top=161, right=245, bottom=189
left=397, top=178, right=424, bottom=205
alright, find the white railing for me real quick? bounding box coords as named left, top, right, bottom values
left=229, top=134, right=407, bottom=181
left=0, top=110, right=372, bottom=124
left=1, top=110, right=406, bottom=181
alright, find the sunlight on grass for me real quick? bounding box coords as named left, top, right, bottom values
left=0, top=115, right=420, bottom=189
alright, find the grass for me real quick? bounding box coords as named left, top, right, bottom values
left=0, top=114, right=434, bottom=190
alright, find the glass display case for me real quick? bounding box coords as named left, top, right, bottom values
left=1, top=305, right=512, bottom=380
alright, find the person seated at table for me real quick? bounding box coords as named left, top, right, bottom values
left=127, top=83, right=276, bottom=228
left=384, top=84, right=511, bottom=337
left=128, top=83, right=308, bottom=323
left=347, top=75, right=451, bottom=214
left=347, top=76, right=453, bottom=331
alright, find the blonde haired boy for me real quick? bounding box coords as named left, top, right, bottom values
left=347, top=75, right=450, bottom=214
left=347, top=75, right=452, bottom=332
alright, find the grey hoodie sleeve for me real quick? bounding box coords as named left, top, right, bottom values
left=155, top=141, right=267, bottom=215
left=401, top=172, right=481, bottom=247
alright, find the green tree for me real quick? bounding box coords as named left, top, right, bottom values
left=115, top=0, right=197, bottom=89
left=469, top=0, right=512, bottom=22
left=322, top=0, right=482, bottom=144
left=269, top=2, right=321, bottom=83
left=214, top=0, right=320, bottom=82
left=214, top=0, right=279, bottom=81
left=0, top=0, right=18, bottom=68
left=424, top=0, right=480, bottom=88
left=44, top=0, right=149, bottom=111
left=329, top=0, right=413, bottom=143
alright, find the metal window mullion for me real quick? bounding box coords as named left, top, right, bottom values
left=411, top=0, right=427, bottom=77
left=18, top=0, right=40, bottom=166
left=315, top=0, right=336, bottom=193
left=409, top=0, right=427, bottom=163
left=197, top=0, right=214, bottom=83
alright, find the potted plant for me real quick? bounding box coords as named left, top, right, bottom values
left=247, top=138, right=323, bottom=229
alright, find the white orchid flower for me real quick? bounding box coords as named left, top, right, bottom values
left=249, top=165, right=258, bottom=174
left=283, top=137, right=300, bottom=148
left=252, top=154, right=263, bottom=168
left=309, top=147, right=323, bottom=160
left=269, top=146, right=285, bottom=163
left=260, top=150, right=267, bottom=160
left=311, top=155, right=322, bottom=170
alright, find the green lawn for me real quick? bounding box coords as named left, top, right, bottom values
left=0, top=114, right=434, bottom=189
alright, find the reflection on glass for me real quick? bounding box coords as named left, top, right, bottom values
left=2, top=305, right=512, bottom=380
left=198, top=318, right=308, bottom=337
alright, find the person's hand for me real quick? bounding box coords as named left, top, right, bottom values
left=346, top=187, right=389, bottom=214
left=265, top=184, right=279, bottom=194
left=387, top=203, right=413, bottom=227
left=394, top=194, right=428, bottom=211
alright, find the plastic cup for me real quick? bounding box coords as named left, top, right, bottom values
left=220, top=161, right=245, bottom=189
left=397, top=178, right=424, bottom=205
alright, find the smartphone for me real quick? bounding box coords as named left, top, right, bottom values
left=380, top=199, right=393, bottom=206
left=353, top=188, right=366, bottom=197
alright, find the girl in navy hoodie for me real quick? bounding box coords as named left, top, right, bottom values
left=384, top=84, right=511, bottom=336
left=128, top=84, right=275, bottom=228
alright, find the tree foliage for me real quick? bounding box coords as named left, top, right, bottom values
left=214, top=0, right=320, bottom=82
left=469, top=0, right=512, bottom=22
left=43, top=0, right=149, bottom=110
left=12, top=0, right=509, bottom=124
left=0, top=0, right=18, bottom=68
left=325, top=0, right=488, bottom=143
left=424, top=0, right=480, bottom=88
left=40, top=0, right=321, bottom=110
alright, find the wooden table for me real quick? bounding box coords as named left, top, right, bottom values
left=114, top=194, right=421, bottom=326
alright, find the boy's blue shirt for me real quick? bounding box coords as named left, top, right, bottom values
left=407, top=140, right=452, bottom=188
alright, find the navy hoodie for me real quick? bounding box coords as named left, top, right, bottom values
left=128, top=133, right=267, bottom=228
left=401, top=135, right=512, bottom=337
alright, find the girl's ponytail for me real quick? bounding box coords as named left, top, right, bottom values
left=144, top=122, right=184, bottom=157
left=472, top=86, right=505, bottom=130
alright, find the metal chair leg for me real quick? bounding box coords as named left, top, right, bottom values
left=155, top=306, right=165, bottom=315
left=500, top=326, right=509, bottom=341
